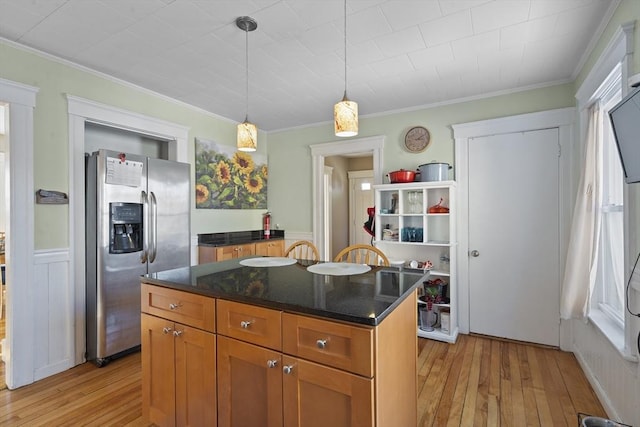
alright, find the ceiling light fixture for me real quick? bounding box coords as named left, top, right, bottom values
left=334, top=0, right=358, bottom=137
left=236, top=16, right=258, bottom=152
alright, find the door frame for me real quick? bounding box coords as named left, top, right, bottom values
left=67, top=96, right=189, bottom=365
left=452, top=108, right=574, bottom=336
left=348, top=170, right=374, bottom=246
left=0, top=77, right=38, bottom=389
left=310, top=136, right=384, bottom=261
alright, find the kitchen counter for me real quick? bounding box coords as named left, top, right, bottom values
left=197, top=229, right=284, bottom=246
left=142, top=257, right=427, bottom=326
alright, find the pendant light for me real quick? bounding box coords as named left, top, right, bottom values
left=236, top=16, right=258, bottom=152
left=334, top=0, right=358, bottom=137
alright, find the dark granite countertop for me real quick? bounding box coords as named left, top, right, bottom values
left=198, top=230, right=285, bottom=246
left=142, top=257, right=427, bottom=326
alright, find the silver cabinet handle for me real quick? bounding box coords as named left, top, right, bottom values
left=283, top=365, right=294, bottom=375
left=470, top=250, right=480, bottom=257
left=162, top=327, right=172, bottom=334
left=173, top=330, right=183, bottom=337
left=169, top=303, right=181, bottom=310
left=267, top=360, right=278, bottom=368
left=316, top=339, right=328, bottom=349
left=240, top=320, right=253, bottom=329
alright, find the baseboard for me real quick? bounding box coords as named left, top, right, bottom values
left=571, top=343, right=622, bottom=422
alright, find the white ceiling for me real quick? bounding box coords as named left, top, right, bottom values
left=0, top=0, right=615, bottom=132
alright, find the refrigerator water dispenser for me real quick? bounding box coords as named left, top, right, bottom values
left=109, top=202, right=143, bottom=253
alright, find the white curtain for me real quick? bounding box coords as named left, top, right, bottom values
left=560, top=103, right=603, bottom=319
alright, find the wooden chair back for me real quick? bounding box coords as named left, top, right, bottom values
left=284, top=240, right=320, bottom=261
left=333, top=244, right=390, bottom=266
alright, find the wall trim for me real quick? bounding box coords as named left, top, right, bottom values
left=67, top=96, right=190, bottom=366
left=34, top=248, right=71, bottom=264
left=452, top=108, right=574, bottom=337
left=310, top=135, right=385, bottom=259
left=0, top=77, right=38, bottom=389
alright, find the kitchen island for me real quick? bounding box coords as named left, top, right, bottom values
left=141, top=257, right=424, bottom=427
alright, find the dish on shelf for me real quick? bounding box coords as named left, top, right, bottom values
left=382, top=228, right=399, bottom=240
left=389, top=259, right=405, bottom=268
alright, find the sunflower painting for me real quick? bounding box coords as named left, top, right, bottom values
left=195, top=138, right=268, bottom=209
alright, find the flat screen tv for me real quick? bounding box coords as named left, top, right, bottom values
left=609, top=87, right=640, bottom=183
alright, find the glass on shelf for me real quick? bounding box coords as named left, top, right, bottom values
left=439, top=254, right=450, bottom=272
left=401, top=227, right=423, bottom=242
left=407, top=191, right=422, bottom=214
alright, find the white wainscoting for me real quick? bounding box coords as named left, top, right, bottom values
left=570, top=319, right=640, bottom=425
left=283, top=231, right=314, bottom=255
left=32, top=248, right=74, bottom=381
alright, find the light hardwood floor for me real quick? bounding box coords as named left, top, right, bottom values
left=0, top=335, right=607, bottom=426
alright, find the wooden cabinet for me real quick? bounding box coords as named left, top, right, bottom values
left=198, top=240, right=284, bottom=264
left=217, top=336, right=283, bottom=427
left=197, top=243, right=255, bottom=263
left=141, top=285, right=216, bottom=427
left=216, top=301, right=283, bottom=427
left=215, top=243, right=256, bottom=261
left=143, top=284, right=418, bottom=427
left=282, top=313, right=373, bottom=377
left=255, top=240, right=284, bottom=257
left=216, top=297, right=416, bottom=427
left=374, top=181, right=458, bottom=343
left=282, top=355, right=374, bottom=427
left=217, top=299, right=282, bottom=350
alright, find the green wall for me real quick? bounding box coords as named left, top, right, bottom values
left=0, top=40, right=266, bottom=249
left=267, top=84, right=575, bottom=234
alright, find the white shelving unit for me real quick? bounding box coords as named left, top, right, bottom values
left=373, top=181, right=458, bottom=343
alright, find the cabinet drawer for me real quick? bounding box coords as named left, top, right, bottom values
left=216, top=243, right=255, bottom=260
left=141, top=284, right=216, bottom=332
left=282, top=313, right=373, bottom=377
left=217, top=300, right=281, bottom=351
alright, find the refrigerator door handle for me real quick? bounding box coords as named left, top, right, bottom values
left=141, top=191, right=149, bottom=263
left=149, top=191, right=158, bottom=263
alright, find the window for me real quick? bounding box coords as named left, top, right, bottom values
left=592, top=65, right=625, bottom=326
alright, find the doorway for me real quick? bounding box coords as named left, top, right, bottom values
left=323, top=156, right=373, bottom=260
left=310, top=136, right=385, bottom=261
left=0, top=78, right=37, bottom=389
left=348, top=170, right=374, bottom=247
left=453, top=108, right=574, bottom=344
left=0, top=105, right=6, bottom=389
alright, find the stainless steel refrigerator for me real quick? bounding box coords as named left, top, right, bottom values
left=85, top=149, right=190, bottom=366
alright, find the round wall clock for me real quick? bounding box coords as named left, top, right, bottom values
left=404, top=126, right=430, bottom=153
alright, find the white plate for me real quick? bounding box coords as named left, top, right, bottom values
left=306, top=262, right=371, bottom=276
left=239, top=257, right=297, bottom=267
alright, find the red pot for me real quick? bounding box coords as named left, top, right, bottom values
left=387, top=169, right=417, bottom=183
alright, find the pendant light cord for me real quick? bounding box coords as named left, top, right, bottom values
left=343, top=0, right=347, bottom=98
left=245, top=25, right=249, bottom=121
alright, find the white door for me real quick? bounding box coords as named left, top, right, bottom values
left=468, top=128, right=560, bottom=346
left=348, top=171, right=374, bottom=246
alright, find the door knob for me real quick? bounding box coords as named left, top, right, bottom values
left=470, top=250, right=480, bottom=257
